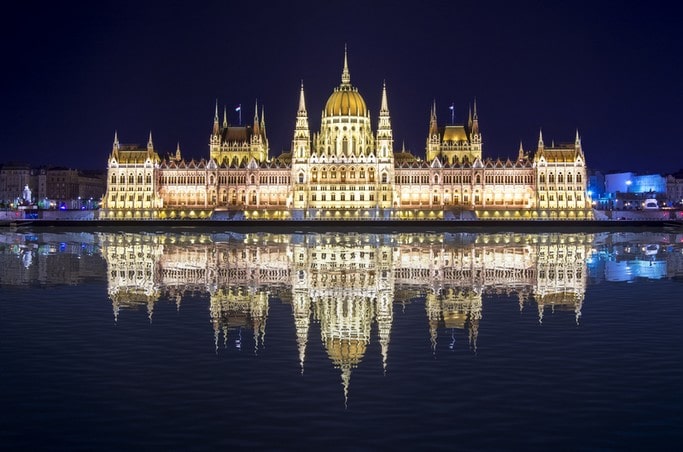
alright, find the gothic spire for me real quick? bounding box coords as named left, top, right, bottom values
left=147, top=131, right=154, bottom=151
left=253, top=99, right=260, bottom=135
left=380, top=80, right=389, bottom=113
left=260, top=105, right=266, bottom=136
left=298, top=80, right=307, bottom=114
left=222, top=105, right=228, bottom=128
left=429, top=100, right=438, bottom=136
left=213, top=99, right=220, bottom=135
left=471, top=98, right=480, bottom=136
left=341, top=44, right=350, bottom=85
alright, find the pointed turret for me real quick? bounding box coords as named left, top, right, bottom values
left=253, top=99, right=260, bottom=135
left=429, top=100, right=439, bottom=136
left=538, top=129, right=544, bottom=150
left=471, top=98, right=480, bottom=136
left=147, top=131, right=154, bottom=151
left=260, top=106, right=266, bottom=137
left=380, top=80, right=389, bottom=113
left=292, top=81, right=311, bottom=161
left=518, top=141, right=525, bottom=161
left=298, top=80, right=307, bottom=114
left=110, top=130, right=120, bottom=163
left=222, top=105, right=228, bottom=128
left=213, top=99, right=220, bottom=135
left=376, top=80, right=393, bottom=160
left=468, top=104, right=473, bottom=131
left=175, top=141, right=182, bottom=161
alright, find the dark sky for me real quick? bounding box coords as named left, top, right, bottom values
left=2, top=0, right=681, bottom=174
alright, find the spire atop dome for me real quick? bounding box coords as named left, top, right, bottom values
left=341, top=44, right=351, bottom=85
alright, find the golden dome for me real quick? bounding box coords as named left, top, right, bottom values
left=324, top=87, right=367, bottom=117
left=325, top=338, right=367, bottom=365
left=323, top=47, right=367, bottom=117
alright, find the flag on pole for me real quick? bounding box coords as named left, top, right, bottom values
left=235, top=104, right=241, bottom=112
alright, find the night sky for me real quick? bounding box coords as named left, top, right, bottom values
left=2, top=1, right=681, bottom=175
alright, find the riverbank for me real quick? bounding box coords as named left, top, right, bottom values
left=3, top=218, right=682, bottom=233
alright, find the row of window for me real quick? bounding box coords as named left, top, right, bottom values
left=310, top=193, right=377, bottom=202
left=111, top=174, right=153, bottom=184
left=538, top=194, right=584, bottom=202
left=308, top=185, right=374, bottom=191
left=110, top=194, right=153, bottom=202
left=539, top=173, right=582, bottom=183
left=114, top=171, right=583, bottom=187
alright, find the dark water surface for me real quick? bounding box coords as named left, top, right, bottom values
left=1, top=230, right=681, bottom=451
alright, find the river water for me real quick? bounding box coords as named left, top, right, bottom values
left=1, top=230, right=681, bottom=450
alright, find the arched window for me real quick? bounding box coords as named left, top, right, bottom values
left=540, top=174, right=546, bottom=183
left=250, top=175, right=255, bottom=184
left=298, top=172, right=304, bottom=184
left=475, top=174, right=481, bottom=184
left=434, top=174, right=439, bottom=184
left=382, top=173, right=388, bottom=183
left=577, top=174, right=582, bottom=183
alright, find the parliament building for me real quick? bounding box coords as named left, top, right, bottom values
left=100, top=50, right=591, bottom=220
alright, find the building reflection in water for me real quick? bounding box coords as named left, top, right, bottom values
left=97, top=231, right=594, bottom=405
left=3, top=230, right=683, bottom=404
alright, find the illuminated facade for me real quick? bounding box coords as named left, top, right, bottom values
left=100, top=50, right=591, bottom=220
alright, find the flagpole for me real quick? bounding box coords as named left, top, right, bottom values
left=450, top=103, right=455, bottom=125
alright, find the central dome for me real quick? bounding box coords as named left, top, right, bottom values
left=323, top=47, right=367, bottom=117
left=324, top=87, right=367, bottom=117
